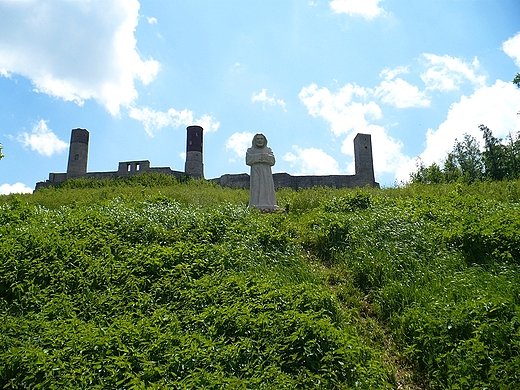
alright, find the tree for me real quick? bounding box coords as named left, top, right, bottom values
left=451, top=134, right=484, bottom=182
left=410, top=125, right=520, bottom=184
left=410, top=135, right=484, bottom=184
left=503, top=131, right=520, bottom=179
left=480, top=124, right=508, bottom=180
left=410, top=160, right=444, bottom=184
left=480, top=125, right=520, bottom=180
left=432, top=134, right=484, bottom=184
left=442, top=152, right=462, bottom=183
left=0, top=143, right=4, bottom=160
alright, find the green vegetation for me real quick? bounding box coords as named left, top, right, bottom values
left=411, top=125, right=520, bottom=184
left=412, top=74, right=520, bottom=185
left=2, top=174, right=520, bottom=388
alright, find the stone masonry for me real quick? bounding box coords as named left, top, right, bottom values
left=35, top=128, right=379, bottom=190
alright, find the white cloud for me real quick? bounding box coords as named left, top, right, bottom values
left=194, top=114, right=221, bottom=134
left=376, top=78, right=430, bottom=108
left=17, top=119, right=68, bottom=156
left=252, top=89, right=287, bottom=111
left=0, top=182, right=33, bottom=195
left=128, top=107, right=192, bottom=135
left=283, top=146, right=340, bottom=175
left=379, top=66, right=408, bottom=80
left=225, top=132, right=255, bottom=160
left=299, top=82, right=409, bottom=178
left=396, top=79, right=520, bottom=182
left=128, top=106, right=220, bottom=136
left=503, top=32, right=520, bottom=68
left=0, top=0, right=160, bottom=115
left=147, top=16, right=158, bottom=24
left=299, top=83, right=379, bottom=136
left=421, top=54, right=486, bottom=92
left=330, top=0, right=387, bottom=19
left=375, top=67, right=430, bottom=108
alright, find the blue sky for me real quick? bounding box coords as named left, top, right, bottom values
left=1, top=0, right=520, bottom=194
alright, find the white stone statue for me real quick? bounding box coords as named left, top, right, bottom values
left=246, top=133, right=278, bottom=210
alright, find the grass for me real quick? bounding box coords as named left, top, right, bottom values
left=1, top=174, right=520, bottom=388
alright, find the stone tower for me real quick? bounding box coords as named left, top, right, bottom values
left=66, top=128, right=89, bottom=178
left=354, top=133, right=375, bottom=184
left=184, top=125, right=204, bottom=178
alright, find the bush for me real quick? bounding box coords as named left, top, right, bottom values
left=3, top=179, right=520, bottom=388
left=0, top=194, right=393, bottom=388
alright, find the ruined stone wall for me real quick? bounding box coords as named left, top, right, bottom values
left=39, top=168, right=378, bottom=191
left=212, top=133, right=379, bottom=190
left=35, top=162, right=185, bottom=189
left=83, top=167, right=184, bottom=180
left=35, top=128, right=379, bottom=191
left=212, top=172, right=378, bottom=190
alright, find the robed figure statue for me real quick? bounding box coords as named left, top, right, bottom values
left=246, top=133, right=278, bottom=210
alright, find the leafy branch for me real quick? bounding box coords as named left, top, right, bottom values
left=515, top=73, right=520, bottom=115
left=513, top=72, right=520, bottom=89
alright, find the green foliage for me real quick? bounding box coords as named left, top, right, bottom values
left=8, top=173, right=249, bottom=209
left=514, top=72, right=520, bottom=89
left=410, top=125, right=520, bottom=184
left=56, top=172, right=183, bottom=189
left=449, top=133, right=484, bottom=183
left=0, top=191, right=392, bottom=388
left=278, top=182, right=520, bottom=388
left=481, top=124, right=520, bottom=181
left=396, top=270, right=520, bottom=388
left=410, top=161, right=444, bottom=184
left=0, top=143, right=4, bottom=160
left=2, top=178, right=520, bottom=388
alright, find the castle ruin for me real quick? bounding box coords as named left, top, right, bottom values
left=35, top=127, right=379, bottom=190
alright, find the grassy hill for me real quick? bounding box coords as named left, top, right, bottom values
left=1, top=174, right=519, bottom=388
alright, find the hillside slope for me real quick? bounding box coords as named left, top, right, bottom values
left=1, top=175, right=520, bottom=388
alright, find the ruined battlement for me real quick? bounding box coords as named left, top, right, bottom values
left=213, top=171, right=378, bottom=190
left=35, top=128, right=379, bottom=190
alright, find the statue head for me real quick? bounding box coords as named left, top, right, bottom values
left=252, top=133, right=267, bottom=148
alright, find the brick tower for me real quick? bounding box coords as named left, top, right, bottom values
left=184, top=125, right=204, bottom=178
